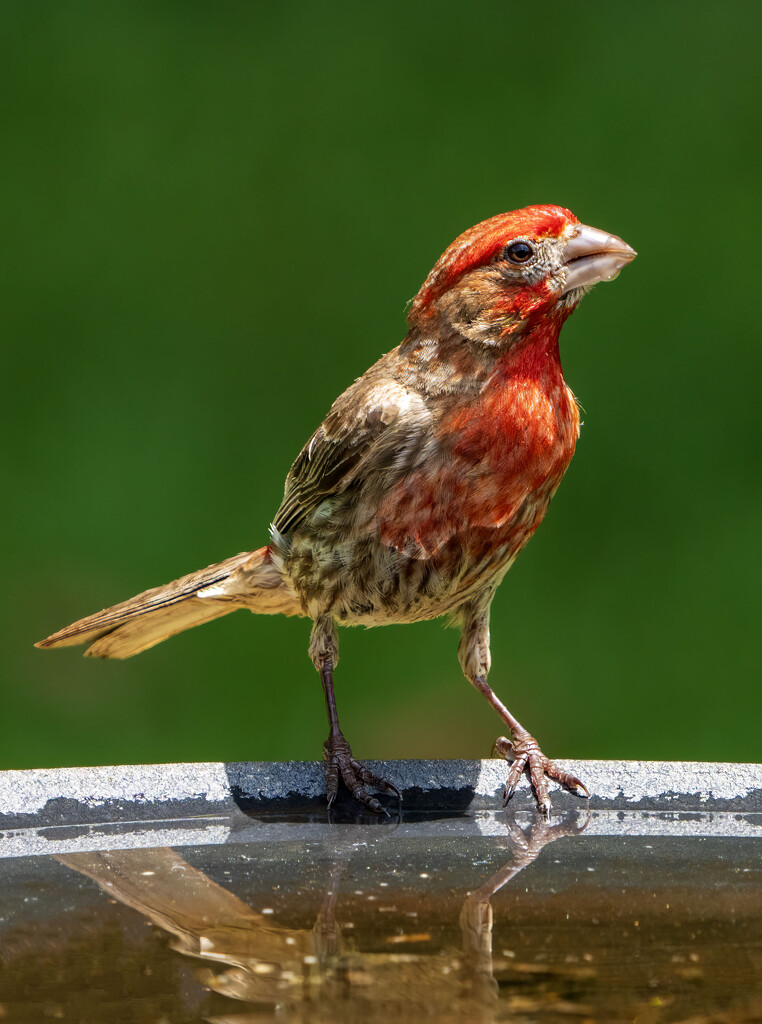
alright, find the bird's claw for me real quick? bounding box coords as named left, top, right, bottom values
left=493, top=732, right=589, bottom=816
left=323, top=733, right=401, bottom=816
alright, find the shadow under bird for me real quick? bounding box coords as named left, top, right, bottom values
left=37, top=204, right=636, bottom=815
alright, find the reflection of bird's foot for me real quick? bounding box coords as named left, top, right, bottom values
left=323, top=731, right=401, bottom=815
left=493, top=731, right=589, bottom=817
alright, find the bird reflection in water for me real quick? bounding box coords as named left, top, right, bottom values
left=58, top=812, right=587, bottom=1022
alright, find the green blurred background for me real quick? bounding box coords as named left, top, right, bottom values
left=2, top=3, right=759, bottom=770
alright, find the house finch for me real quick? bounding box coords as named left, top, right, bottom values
left=37, top=204, right=636, bottom=815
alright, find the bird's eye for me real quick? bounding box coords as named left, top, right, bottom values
left=503, top=241, right=534, bottom=264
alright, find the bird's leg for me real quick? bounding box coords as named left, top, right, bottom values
left=476, top=679, right=589, bottom=815
left=319, top=663, right=401, bottom=815
left=309, top=617, right=400, bottom=815
left=459, top=603, right=588, bottom=816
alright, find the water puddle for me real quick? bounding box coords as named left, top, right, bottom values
left=0, top=809, right=760, bottom=1021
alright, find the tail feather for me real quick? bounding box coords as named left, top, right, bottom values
left=35, top=546, right=302, bottom=660
left=84, top=598, right=238, bottom=659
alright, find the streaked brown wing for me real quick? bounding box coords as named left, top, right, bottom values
left=272, top=425, right=371, bottom=537
left=272, top=368, right=432, bottom=540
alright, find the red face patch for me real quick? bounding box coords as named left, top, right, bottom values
left=410, top=205, right=578, bottom=319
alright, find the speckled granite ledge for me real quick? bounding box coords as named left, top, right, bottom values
left=0, top=759, right=759, bottom=830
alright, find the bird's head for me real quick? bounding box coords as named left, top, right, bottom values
left=408, top=205, right=636, bottom=346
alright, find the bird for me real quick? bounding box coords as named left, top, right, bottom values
left=37, top=204, right=636, bottom=815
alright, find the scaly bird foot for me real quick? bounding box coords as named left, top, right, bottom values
left=493, top=731, right=589, bottom=817
left=323, top=732, right=401, bottom=816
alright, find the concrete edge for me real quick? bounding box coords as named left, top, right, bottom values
left=0, top=759, right=759, bottom=829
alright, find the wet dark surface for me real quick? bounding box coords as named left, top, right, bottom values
left=0, top=808, right=760, bottom=1022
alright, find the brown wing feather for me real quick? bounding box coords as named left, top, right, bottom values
left=273, top=357, right=433, bottom=540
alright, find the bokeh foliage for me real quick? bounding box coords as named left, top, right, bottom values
left=2, top=2, right=760, bottom=768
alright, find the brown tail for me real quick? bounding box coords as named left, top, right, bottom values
left=35, top=546, right=302, bottom=660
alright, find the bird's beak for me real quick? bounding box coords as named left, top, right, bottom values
left=560, top=224, right=636, bottom=295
